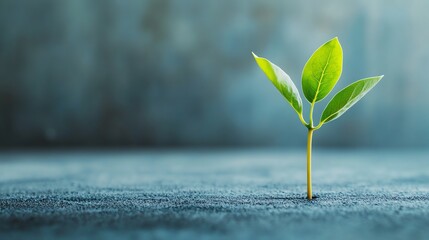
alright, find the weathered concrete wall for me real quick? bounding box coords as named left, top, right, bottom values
left=0, top=0, right=428, bottom=148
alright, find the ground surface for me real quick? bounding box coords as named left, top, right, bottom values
left=1, top=150, right=429, bottom=240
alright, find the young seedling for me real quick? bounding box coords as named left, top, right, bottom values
left=252, top=37, right=383, bottom=200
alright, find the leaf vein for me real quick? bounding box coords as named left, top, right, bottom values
left=312, top=49, right=333, bottom=103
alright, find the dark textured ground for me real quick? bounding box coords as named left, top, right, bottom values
left=1, top=150, right=429, bottom=240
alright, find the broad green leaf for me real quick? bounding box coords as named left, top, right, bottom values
left=302, top=37, right=343, bottom=103
left=252, top=52, right=303, bottom=114
left=320, top=76, right=383, bottom=123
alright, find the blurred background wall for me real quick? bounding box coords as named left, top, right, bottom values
left=0, top=0, right=428, bottom=148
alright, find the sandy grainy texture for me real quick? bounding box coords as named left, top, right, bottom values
left=1, top=150, right=429, bottom=240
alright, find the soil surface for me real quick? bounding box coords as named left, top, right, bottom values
left=1, top=150, right=429, bottom=240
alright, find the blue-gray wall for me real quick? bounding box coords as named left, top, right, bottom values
left=0, top=0, right=428, bottom=148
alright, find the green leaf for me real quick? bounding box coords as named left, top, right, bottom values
left=302, top=37, right=343, bottom=103
left=320, top=76, right=383, bottom=124
left=252, top=52, right=303, bottom=114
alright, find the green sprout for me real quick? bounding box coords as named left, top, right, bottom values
left=252, top=37, right=383, bottom=200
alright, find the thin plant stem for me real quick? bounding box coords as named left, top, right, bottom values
left=307, top=128, right=314, bottom=200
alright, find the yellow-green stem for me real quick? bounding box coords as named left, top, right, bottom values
left=309, top=102, right=315, bottom=128
left=307, top=129, right=314, bottom=200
